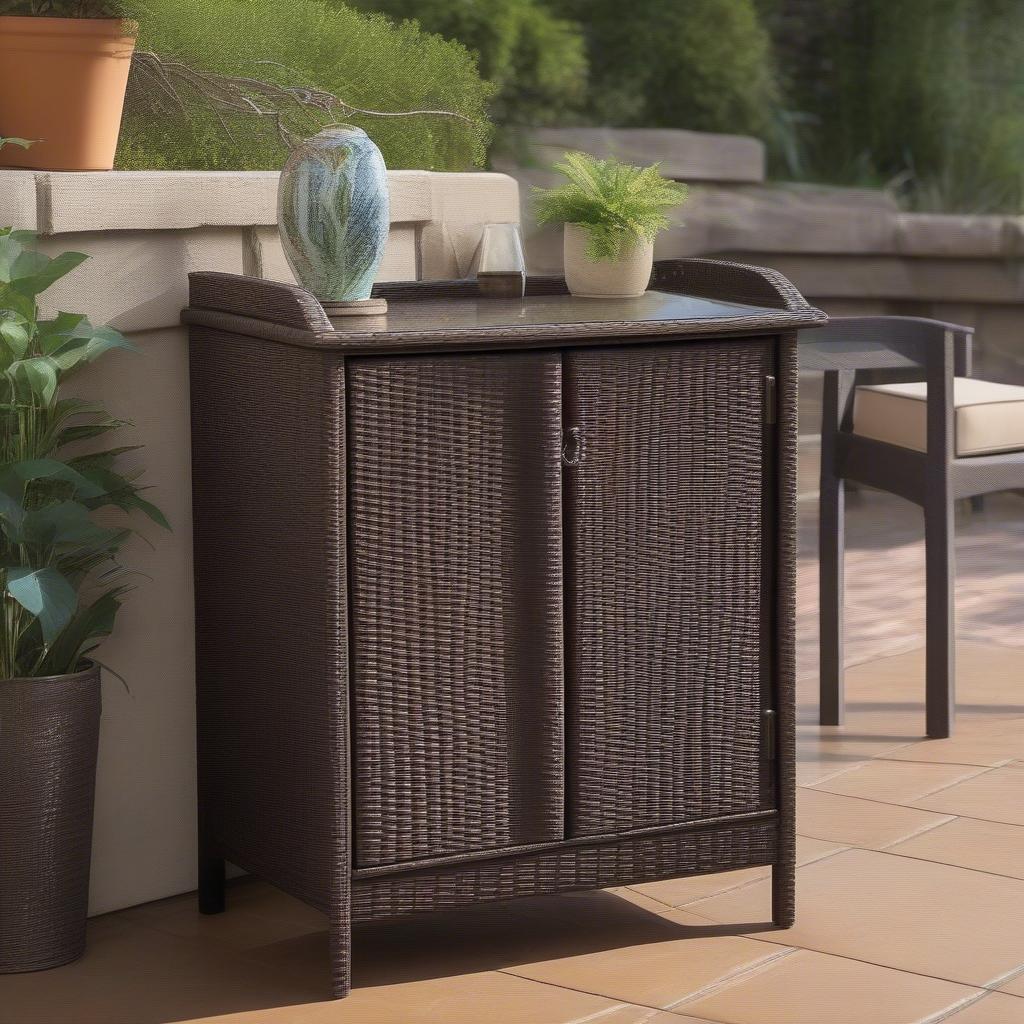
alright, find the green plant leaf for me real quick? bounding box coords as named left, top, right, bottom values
left=84, top=324, right=136, bottom=360
left=37, top=312, right=90, bottom=348
left=0, top=137, right=33, bottom=150
left=0, top=228, right=37, bottom=244
left=0, top=318, right=29, bottom=359
left=57, top=418, right=128, bottom=447
left=0, top=282, right=36, bottom=321
left=126, top=494, right=171, bottom=530
left=36, top=587, right=129, bottom=677
left=20, top=500, right=122, bottom=549
left=0, top=233, right=25, bottom=284
left=6, top=356, right=59, bottom=405
left=9, top=251, right=88, bottom=300
left=5, top=567, right=77, bottom=645
left=0, top=458, right=106, bottom=504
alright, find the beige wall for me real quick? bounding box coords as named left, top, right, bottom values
left=1, top=169, right=519, bottom=915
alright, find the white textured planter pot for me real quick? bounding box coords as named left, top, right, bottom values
left=563, top=223, right=654, bottom=298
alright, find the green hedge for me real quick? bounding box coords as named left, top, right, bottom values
left=552, top=0, right=777, bottom=137
left=114, top=0, right=493, bottom=171
left=348, top=0, right=587, bottom=129
left=763, top=0, right=1024, bottom=212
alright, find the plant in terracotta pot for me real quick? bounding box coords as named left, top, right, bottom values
left=535, top=151, right=689, bottom=298
left=0, top=219, right=166, bottom=972
left=0, top=0, right=137, bottom=171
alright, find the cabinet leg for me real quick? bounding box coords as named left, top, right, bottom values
left=198, top=851, right=225, bottom=915
left=329, top=914, right=352, bottom=999
left=771, top=862, right=795, bottom=928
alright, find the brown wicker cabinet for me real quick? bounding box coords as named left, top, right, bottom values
left=184, top=259, right=825, bottom=998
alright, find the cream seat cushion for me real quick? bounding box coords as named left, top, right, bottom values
left=853, top=378, right=1024, bottom=457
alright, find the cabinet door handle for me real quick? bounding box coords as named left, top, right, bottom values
left=561, top=426, right=583, bottom=467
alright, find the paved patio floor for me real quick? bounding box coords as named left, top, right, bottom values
left=2, top=483, right=1023, bottom=1024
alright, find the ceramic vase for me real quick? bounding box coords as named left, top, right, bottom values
left=563, top=223, right=653, bottom=298
left=278, top=126, right=390, bottom=303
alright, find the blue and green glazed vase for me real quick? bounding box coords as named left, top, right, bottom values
left=277, top=126, right=390, bottom=302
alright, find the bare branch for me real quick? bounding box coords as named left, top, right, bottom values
left=125, top=51, right=474, bottom=153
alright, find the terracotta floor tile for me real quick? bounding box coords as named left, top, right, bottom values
left=629, top=838, right=844, bottom=908
left=877, top=719, right=1024, bottom=768
left=999, top=970, right=1024, bottom=998
left=807, top=759, right=987, bottom=804
left=796, top=787, right=952, bottom=849
left=118, top=878, right=326, bottom=955
left=795, top=727, right=919, bottom=787
left=681, top=848, right=1024, bottom=987
left=0, top=914, right=323, bottom=1024
left=676, top=947, right=981, bottom=1024
left=887, top=817, right=1024, bottom=880
left=913, top=763, right=1024, bottom=825
left=505, top=925, right=794, bottom=1010
left=189, top=972, right=655, bottom=1024
left=942, top=992, right=1024, bottom=1023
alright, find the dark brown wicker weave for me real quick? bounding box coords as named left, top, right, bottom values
left=0, top=663, right=101, bottom=973
left=185, top=258, right=824, bottom=998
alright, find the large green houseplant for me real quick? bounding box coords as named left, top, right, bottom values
left=0, top=220, right=165, bottom=973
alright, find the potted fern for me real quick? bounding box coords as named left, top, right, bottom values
left=0, top=218, right=166, bottom=972
left=535, top=151, right=689, bottom=298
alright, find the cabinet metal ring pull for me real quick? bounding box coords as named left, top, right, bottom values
left=561, top=427, right=583, bottom=467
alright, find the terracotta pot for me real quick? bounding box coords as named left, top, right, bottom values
left=0, top=16, right=137, bottom=171
left=0, top=663, right=101, bottom=972
left=563, top=223, right=654, bottom=298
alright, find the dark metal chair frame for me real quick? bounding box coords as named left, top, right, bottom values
left=802, top=316, right=1024, bottom=738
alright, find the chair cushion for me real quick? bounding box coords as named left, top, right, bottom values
left=853, top=378, right=1024, bottom=457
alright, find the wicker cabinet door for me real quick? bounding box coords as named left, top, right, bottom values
left=565, top=340, right=774, bottom=837
left=348, top=352, right=565, bottom=868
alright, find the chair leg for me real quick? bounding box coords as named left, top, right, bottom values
left=819, top=465, right=846, bottom=726
left=925, top=494, right=956, bottom=739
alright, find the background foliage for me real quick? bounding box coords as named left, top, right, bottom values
left=551, top=0, right=776, bottom=138
left=759, top=0, right=1024, bottom=213
left=347, top=0, right=586, bottom=131
left=6, top=0, right=1023, bottom=210
left=115, top=0, right=493, bottom=171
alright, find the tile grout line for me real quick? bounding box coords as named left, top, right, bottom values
left=499, top=970, right=700, bottom=1022
left=876, top=815, right=961, bottom=850
left=982, top=961, right=1024, bottom=992
left=879, top=843, right=1024, bottom=885
left=562, top=1001, right=644, bottom=1024
left=663, top=907, right=1022, bottom=999
left=804, top=761, right=993, bottom=801
left=625, top=844, right=854, bottom=913
left=919, top=988, right=1002, bottom=1024
left=798, top=777, right=1024, bottom=831
left=662, top=945, right=800, bottom=1011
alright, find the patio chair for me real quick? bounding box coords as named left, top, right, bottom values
left=802, top=316, right=1024, bottom=738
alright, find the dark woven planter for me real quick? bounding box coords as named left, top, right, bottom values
left=0, top=662, right=101, bottom=973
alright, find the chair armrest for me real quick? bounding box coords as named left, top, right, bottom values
left=800, top=316, right=973, bottom=375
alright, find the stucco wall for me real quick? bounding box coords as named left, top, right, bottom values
left=0, top=169, right=520, bottom=915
